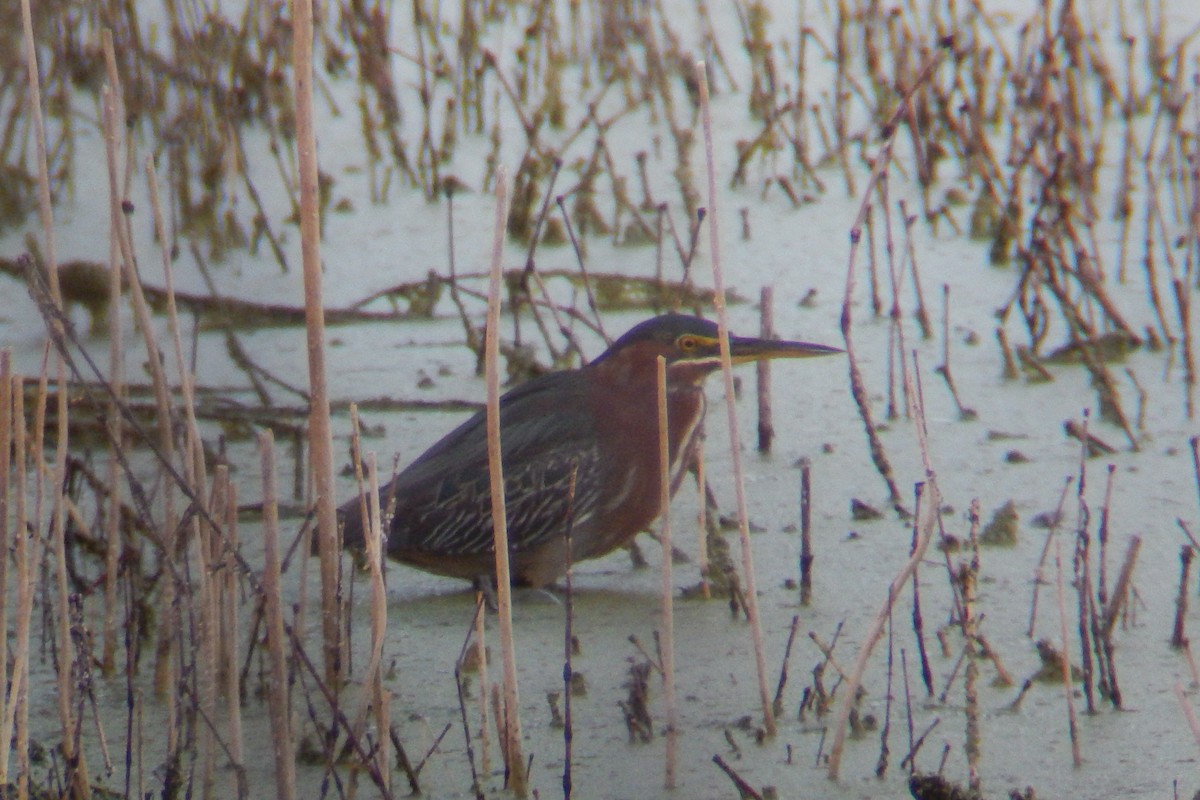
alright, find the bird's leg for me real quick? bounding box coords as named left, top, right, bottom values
left=474, top=574, right=561, bottom=608
left=624, top=539, right=648, bottom=569
left=473, top=574, right=499, bottom=612
left=641, top=529, right=693, bottom=564
left=516, top=587, right=563, bottom=606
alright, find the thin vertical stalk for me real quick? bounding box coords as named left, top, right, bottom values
left=756, top=286, right=774, bottom=453
left=1174, top=681, right=1200, bottom=753
left=50, top=356, right=90, bottom=796
left=19, top=0, right=62, bottom=307
left=485, top=166, right=526, bottom=796
left=695, top=438, right=710, bottom=599
left=146, top=155, right=207, bottom=489
left=364, top=453, right=391, bottom=790
left=474, top=598, right=491, bottom=775
left=0, top=352, right=10, bottom=713
left=0, top=375, right=23, bottom=785
left=1, top=375, right=46, bottom=793
left=562, top=466, right=576, bottom=800
left=963, top=499, right=982, bottom=792
left=101, top=78, right=178, bottom=712
left=102, top=212, right=123, bottom=677
left=98, top=27, right=125, bottom=680
left=1055, top=542, right=1083, bottom=768
left=1172, top=546, right=1193, bottom=650
left=260, top=430, right=296, bottom=800
left=799, top=458, right=813, bottom=605
left=696, top=59, right=776, bottom=738
left=656, top=356, right=678, bottom=788
left=217, top=466, right=247, bottom=797
left=293, top=0, right=341, bottom=687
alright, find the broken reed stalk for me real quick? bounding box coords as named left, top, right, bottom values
left=656, top=355, right=679, bottom=789
left=97, top=31, right=126, bottom=683
left=1186, top=640, right=1200, bottom=690
left=490, top=686, right=507, bottom=784
left=293, top=0, right=342, bottom=688
left=878, top=174, right=910, bottom=423
left=910, top=485, right=934, bottom=698
left=364, top=453, right=392, bottom=789
left=1073, top=535, right=1097, bottom=714
left=963, top=499, right=982, bottom=792
left=938, top=284, right=973, bottom=418
left=50, top=356, right=91, bottom=795
left=217, top=465, right=248, bottom=793
left=453, top=603, right=485, bottom=800
left=343, top=419, right=393, bottom=782
left=696, top=59, right=776, bottom=738
left=0, top=377, right=14, bottom=761
left=485, top=165, right=527, bottom=796
left=1097, top=465, right=1115, bottom=624
left=198, top=468, right=220, bottom=797
left=901, top=648, right=914, bottom=769
left=1191, top=437, right=1200, bottom=513
left=1174, top=681, right=1200, bottom=753
left=0, top=353, right=8, bottom=709
left=1102, top=535, right=1142, bottom=638
left=1027, top=477, right=1074, bottom=638
left=901, top=203, right=932, bottom=340
left=1054, top=542, right=1083, bottom=768
left=102, top=163, right=125, bottom=678
left=799, top=458, right=813, bottom=604
left=1, top=375, right=44, bottom=792
left=757, top=286, right=774, bottom=453
left=259, top=430, right=297, bottom=800
left=809, top=628, right=850, bottom=681
left=772, top=615, right=802, bottom=717
left=474, top=598, right=491, bottom=775
left=695, top=438, right=710, bottom=598
left=1168, top=277, right=1196, bottom=418
left=876, top=609, right=894, bottom=778
left=1173, top=545, right=1194, bottom=649
left=711, top=754, right=763, bottom=800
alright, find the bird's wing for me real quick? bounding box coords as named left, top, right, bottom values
left=381, top=370, right=607, bottom=558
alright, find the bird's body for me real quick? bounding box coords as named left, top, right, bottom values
left=338, top=314, right=839, bottom=587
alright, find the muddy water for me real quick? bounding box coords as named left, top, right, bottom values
left=42, top=225, right=1185, bottom=799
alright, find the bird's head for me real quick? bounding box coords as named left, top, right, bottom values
left=593, top=314, right=842, bottom=386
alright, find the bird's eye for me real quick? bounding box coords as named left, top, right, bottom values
left=678, top=335, right=698, bottom=351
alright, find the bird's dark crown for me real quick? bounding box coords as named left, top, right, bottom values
left=594, top=314, right=723, bottom=365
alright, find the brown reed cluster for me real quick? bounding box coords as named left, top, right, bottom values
left=4, top=1, right=1194, bottom=421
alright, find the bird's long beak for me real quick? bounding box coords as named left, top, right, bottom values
left=728, top=334, right=844, bottom=364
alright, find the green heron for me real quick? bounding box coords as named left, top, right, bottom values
left=339, top=313, right=840, bottom=587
